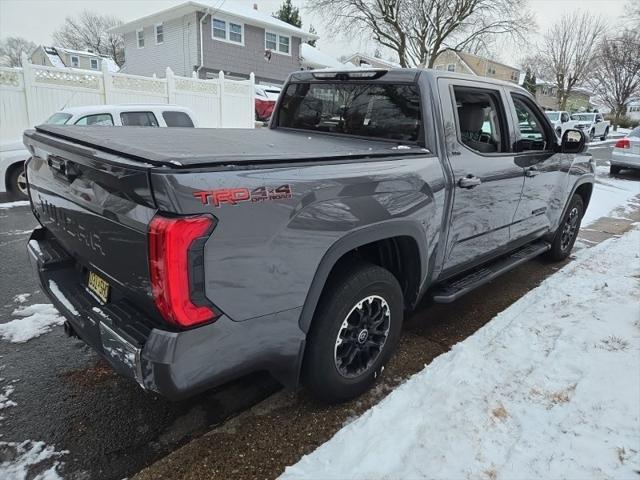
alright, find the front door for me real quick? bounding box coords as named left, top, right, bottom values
left=439, top=80, right=525, bottom=272
left=507, top=93, right=565, bottom=240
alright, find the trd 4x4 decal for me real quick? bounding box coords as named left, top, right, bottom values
left=193, top=185, right=293, bottom=207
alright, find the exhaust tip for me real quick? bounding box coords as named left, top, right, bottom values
left=63, top=321, right=78, bottom=338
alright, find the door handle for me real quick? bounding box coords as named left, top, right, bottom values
left=525, top=166, right=540, bottom=177
left=458, top=174, right=482, bottom=189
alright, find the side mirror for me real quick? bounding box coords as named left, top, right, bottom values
left=560, top=129, right=586, bottom=154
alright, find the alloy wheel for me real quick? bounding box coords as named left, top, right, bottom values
left=560, top=206, right=580, bottom=251
left=334, top=295, right=391, bottom=378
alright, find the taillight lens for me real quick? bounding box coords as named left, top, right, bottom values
left=615, top=138, right=630, bottom=149
left=149, top=215, right=217, bottom=328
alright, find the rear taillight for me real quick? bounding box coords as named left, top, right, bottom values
left=149, top=215, right=218, bottom=328
left=615, top=138, right=630, bottom=149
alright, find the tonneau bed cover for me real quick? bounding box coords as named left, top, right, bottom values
left=31, top=125, right=425, bottom=167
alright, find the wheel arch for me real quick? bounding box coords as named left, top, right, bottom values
left=298, top=221, right=428, bottom=335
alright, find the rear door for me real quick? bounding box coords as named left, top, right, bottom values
left=439, top=79, right=525, bottom=272
left=506, top=92, right=566, bottom=240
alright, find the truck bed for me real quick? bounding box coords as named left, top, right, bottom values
left=33, top=125, right=425, bottom=167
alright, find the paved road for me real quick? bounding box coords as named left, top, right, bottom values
left=0, top=143, right=627, bottom=480
left=0, top=203, right=280, bottom=480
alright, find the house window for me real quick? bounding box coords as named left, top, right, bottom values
left=278, top=35, right=289, bottom=54
left=265, top=32, right=277, bottom=51
left=447, top=64, right=455, bottom=72
left=265, top=32, right=290, bottom=55
left=212, top=18, right=243, bottom=44
left=70, top=56, right=79, bottom=67
left=229, top=23, right=242, bottom=43
left=155, top=24, right=164, bottom=44
left=486, top=65, right=496, bottom=75
left=90, top=58, right=98, bottom=69
left=213, top=19, right=226, bottom=39
left=137, top=29, right=144, bottom=48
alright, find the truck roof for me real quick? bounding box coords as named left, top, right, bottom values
left=288, top=68, right=528, bottom=93
left=31, top=125, right=427, bottom=167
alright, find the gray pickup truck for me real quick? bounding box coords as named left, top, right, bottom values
left=23, top=69, right=594, bottom=403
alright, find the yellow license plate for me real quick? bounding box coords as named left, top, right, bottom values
left=87, top=271, right=110, bottom=304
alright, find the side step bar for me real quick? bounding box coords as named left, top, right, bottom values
left=431, top=241, right=551, bottom=303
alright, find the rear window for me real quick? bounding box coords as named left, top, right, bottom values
left=277, top=82, right=422, bottom=142
left=120, top=111, right=159, bottom=127
left=45, top=113, right=72, bottom=125
left=162, top=111, right=194, bottom=127
left=629, top=127, right=640, bottom=138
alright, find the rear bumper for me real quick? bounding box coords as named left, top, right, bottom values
left=28, top=228, right=306, bottom=399
left=611, top=150, right=640, bottom=169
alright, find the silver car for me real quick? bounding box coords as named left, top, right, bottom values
left=611, top=126, right=640, bottom=174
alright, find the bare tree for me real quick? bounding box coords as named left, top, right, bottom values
left=537, top=12, right=607, bottom=110
left=53, top=11, right=124, bottom=66
left=589, top=30, right=640, bottom=130
left=627, top=0, right=640, bottom=23
left=0, top=36, right=36, bottom=67
left=307, top=0, right=533, bottom=68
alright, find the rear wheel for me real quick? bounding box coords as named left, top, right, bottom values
left=610, top=165, right=622, bottom=175
left=547, top=194, right=584, bottom=261
left=7, top=163, right=28, bottom=200
left=600, top=127, right=609, bottom=141
left=303, top=262, right=403, bottom=403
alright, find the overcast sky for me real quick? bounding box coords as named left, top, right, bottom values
left=0, top=0, right=628, bottom=67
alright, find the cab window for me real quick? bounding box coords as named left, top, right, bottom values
left=45, top=113, right=72, bottom=125
left=74, top=113, right=114, bottom=126
left=561, top=112, right=570, bottom=123
left=162, top=111, right=194, bottom=127
left=120, top=111, right=159, bottom=127
left=452, top=86, right=507, bottom=154
left=511, top=94, right=549, bottom=152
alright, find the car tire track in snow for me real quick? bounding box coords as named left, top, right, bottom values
left=133, top=184, right=640, bottom=480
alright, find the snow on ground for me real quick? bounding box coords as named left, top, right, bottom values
left=0, top=304, right=64, bottom=343
left=582, top=166, right=640, bottom=227
left=0, top=440, right=68, bottom=480
left=0, top=201, right=29, bottom=209
left=282, top=227, right=640, bottom=480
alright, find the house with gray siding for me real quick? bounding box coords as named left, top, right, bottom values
left=111, top=1, right=318, bottom=84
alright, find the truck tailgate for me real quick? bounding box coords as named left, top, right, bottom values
left=24, top=128, right=159, bottom=322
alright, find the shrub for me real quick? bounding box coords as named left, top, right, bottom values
left=604, top=114, right=640, bottom=129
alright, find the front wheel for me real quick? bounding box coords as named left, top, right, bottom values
left=547, top=194, right=584, bottom=261
left=589, top=129, right=595, bottom=142
left=7, top=163, right=28, bottom=200
left=303, top=262, right=404, bottom=403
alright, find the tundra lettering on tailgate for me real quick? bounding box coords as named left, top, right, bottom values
left=193, top=185, right=293, bottom=207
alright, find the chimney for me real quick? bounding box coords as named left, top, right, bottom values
left=253, top=3, right=258, bottom=9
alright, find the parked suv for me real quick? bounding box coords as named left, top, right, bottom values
left=1, top=104, right=197, bottom=199
left=24, top=70, right=593, bottom=403
left=571, top=112, right=610, bottom=141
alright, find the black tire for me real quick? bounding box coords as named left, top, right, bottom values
left=7, top=163, right=28, bottom=200
left=589, top=129, right=595, bottom=142
left=547, top=194, right=584, bottom=261
left=303, top=262, right=404, bottom=403
left=556, top=127, right=562, bottom=139
left=600, top=128, right=609, bottom=141
left=610, top=165, right=622, bottom=175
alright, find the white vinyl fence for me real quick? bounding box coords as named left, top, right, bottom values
left=0, top=54, right=255, bottom=143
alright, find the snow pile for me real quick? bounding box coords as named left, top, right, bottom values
left=0, top=384, right=16, bottom=411
left=0, top=440, right=68, bottom=480
left=582, top=166, right=640, bottom=226
left=12, top=293, right=30, bottom=304
left=0, top=201, right=30, bottom=209
left=0, top=304, right=64, bottom=343
left=282, top=227, right=640, bottom=479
